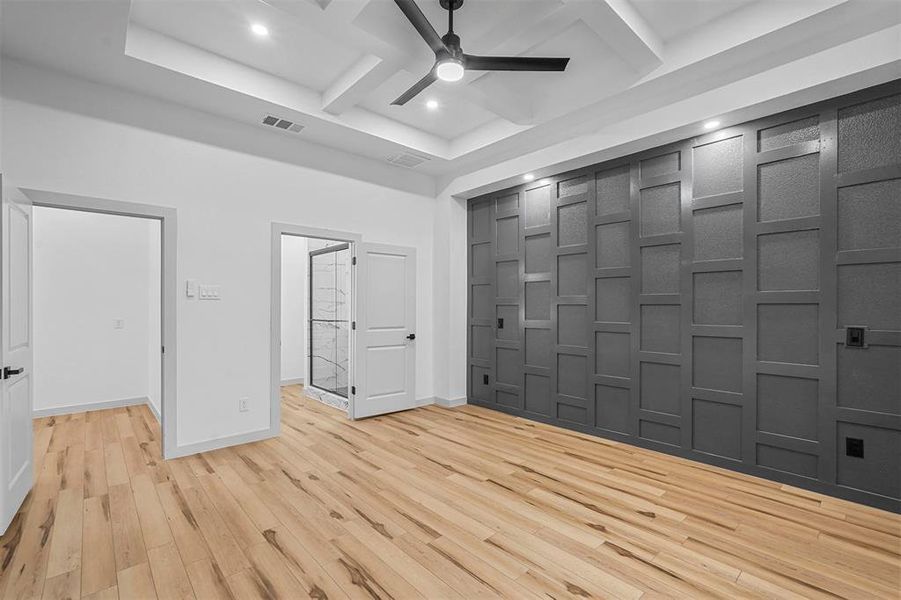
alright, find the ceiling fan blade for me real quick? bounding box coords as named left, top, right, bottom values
left=391, top=71, right=438, bottom=106
left=464, top=55, right=570, bottom=72
left=394, top=0, right=447, bottom=55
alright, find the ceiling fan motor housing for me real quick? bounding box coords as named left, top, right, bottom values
left=438, top=0, right=464, bottom=10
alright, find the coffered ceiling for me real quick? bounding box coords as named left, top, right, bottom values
left=1, top=0, right=899, bottom=180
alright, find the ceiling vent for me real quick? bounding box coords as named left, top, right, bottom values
left=261, top=115, right=304, bottom=134
left=386, top=152, right=430, bottom=168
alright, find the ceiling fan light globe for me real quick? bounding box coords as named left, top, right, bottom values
left=436, top=59, right=465, bottom=82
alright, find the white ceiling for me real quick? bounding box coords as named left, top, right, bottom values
left=1, top=0, right=899, bottom=180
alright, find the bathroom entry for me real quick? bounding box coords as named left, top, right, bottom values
left=273, top=224, right=418, bottom=421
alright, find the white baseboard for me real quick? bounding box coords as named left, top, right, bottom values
left=280, top=377, right=305, bottom=386
left=33, top=396, right=149, bottom=418
left=167, top=427, right=278, bottom=459
left=434, top=396, right=467, bottom=408
left=146, top=397, right=161, bottom=423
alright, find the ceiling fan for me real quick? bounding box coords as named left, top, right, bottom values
left=391, top=0, right=570, bottom=105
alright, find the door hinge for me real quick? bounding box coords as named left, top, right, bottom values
left=351, top=386, right=356, bottom=395
left=161, top=345, right=165, bottom=354
left=352, top=321, right=356, bottom=330
left=352, top=256, right=357, bottom=266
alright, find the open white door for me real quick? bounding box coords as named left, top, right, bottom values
left=353, top=243, right=416, bottom=419
left=0, top=182, right=34, bottom=535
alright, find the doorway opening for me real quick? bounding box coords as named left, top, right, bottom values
left=271, top=223, right=419, bottom=428
left=279, top=232, right=354, bottom=414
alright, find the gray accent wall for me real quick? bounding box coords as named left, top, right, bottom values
left=467, top=82, right=901, bottom=512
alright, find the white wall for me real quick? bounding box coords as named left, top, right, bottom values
left=1, top=66, right=438, bottom=450
left=280, top=235, right=307, bottom=384
left=32, top=207, right=161, bottom=415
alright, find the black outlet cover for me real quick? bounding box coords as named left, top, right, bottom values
left=846, top=437, right=864, bottom=458
left=846, top=326, right=866, bottom=348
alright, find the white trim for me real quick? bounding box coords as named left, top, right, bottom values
left=22, top=188, right=178, bottom=458
left=33, top=396, right=148, bottom=418
left=168, top=428, right=276, bottom=459
left=434, top=396, right=467, bottom=408
left=280, top=377, right=305, bottom=386
left=146, top=397, right=161, bottom=422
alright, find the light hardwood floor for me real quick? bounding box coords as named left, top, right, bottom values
left=1, top=385, right=899, bottom=599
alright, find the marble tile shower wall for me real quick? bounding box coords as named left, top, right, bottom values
left=309, top=239, right=351, bottom=400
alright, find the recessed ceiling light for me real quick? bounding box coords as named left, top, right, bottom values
left=523, top=174, right=535, bottom=182
left=426, top=99, right=439, bottom=110
left=251, top=23, right=269, bottom=37
left=704, top=120, right=721, bottom=130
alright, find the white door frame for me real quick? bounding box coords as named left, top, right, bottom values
left=21, top=188, right=179, bottom=458
left=270, top=223, right=362, bottom=427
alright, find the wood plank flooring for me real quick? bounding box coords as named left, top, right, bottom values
left=1, top=385, right=899, bottom=599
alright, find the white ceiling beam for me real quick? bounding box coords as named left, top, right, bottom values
left=563, top=0, right=663, bottom=72
left=321, top=54, right=397, bottom=115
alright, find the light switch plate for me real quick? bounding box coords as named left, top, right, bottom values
left=186, top=279, right=197, bottom=298
left=113, top=319, right=125, bottom=330
left=199, top=284, right=221, bottom=300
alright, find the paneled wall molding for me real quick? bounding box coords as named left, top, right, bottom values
left=467, top=80, right=901, bottom=512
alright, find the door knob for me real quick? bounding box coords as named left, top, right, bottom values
left=406, top=334, right=416, bottom=340
left=2, top=367, right=24, bottom=380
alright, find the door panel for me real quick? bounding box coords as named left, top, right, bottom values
left=1, top=182, right=34, bottom=535
left=353, top=243, right=416, bottom=419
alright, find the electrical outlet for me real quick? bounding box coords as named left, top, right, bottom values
left=239, top=397, right=249, bottom=413
left=846, top=437, right=864, bottom=458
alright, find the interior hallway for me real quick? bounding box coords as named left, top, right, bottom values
left=0, top=385, right=898, bottom=599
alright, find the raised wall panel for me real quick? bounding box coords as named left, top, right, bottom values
left=558, top=304, right=588, bottom=347
left=471, top=325, right=491, bottom=360
left=558, top=254, right=587, bottom=296
left=694, top=136, right=743, bottom=198
left=471, top=242, right=492, bottom=277
left=596, top=222, right=630, bottom=268
left=837, top=179, right=901, bottom=251
left=757, top=374, right=818, bottom=441
left=496, top=348, right=520, bottom=386
left=837, top=262, right=901, bottom=330
left=640, top=305, right=680, bottom=353
left=525, top=374, right=552, bottom=415
left=640, top=151, right=680, bottom=179
left=694, top=205, right=742, bottom=260
left=758, top=116, right=819, bottom=152
left=837, top=345, right=901, bottom=415
left=496, top=216, right=519, bottom=255
left=496, top=260, right=518, bottom=298
left=525, top=185, right=551, bottom=227
left=595, top=332, right=630, bottom=378
left=640, top=183, right=681, bottom=237
left=596, top=385, right=629, bottom=434
left=640, top=419, right=680, bottom=446
left=758, top=304, right=819, bottom=365
left=525, top=328, right=551, bottom=368
left=693, top=271, right=742, bottom=325
left=837, top=94, right=901, bottom=173
left=640, top=362, right=680, bottom=415
left=596, top=165, right=630, bottom=216
left=558, top=202, right=587, bottom=246
left=758, top=153, right=820, bottom=221
left=758, top=230, right=819, bottom=291
left=471, top=284, right=492, bottom=319
left=467, top=81, right=901, bottom=512
left=524, top=281, right=551, bottom=321
left=757, top=445, right=818, bottom=479
left=641, top=244, right=680, bottom=294
left=693, top=337, right=742, bottom=393
left=525, top=234, right=552, bottom=273
left=692, top=399, right=742, bottom=460
left=557, top=354, right=587, bottom=399
left=596, top=277, right=631, bottom=322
